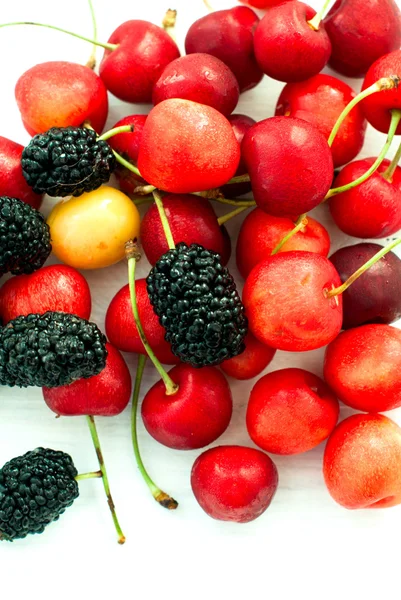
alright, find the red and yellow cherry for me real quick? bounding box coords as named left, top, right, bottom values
left=0, top=265, right=91, bottom=324
left=107, top=114, right=147, bottom=195
left=220, top=332, right=276, bottom=380
left=15, top=62, right=108, bottom=136
left=152, top=54, right=239, bottom=117
left=247, top=368, right=339, bottom=455
left=137, top=99, right=240, bottom=194
left=323, top=414, right=401, bottom=509
left=43, top=343, right=131, bottom=416
left=242, top=117, right=333, bottom=217
left=191, top=445, right=278, bottom=523
left=275, top=74, right=367, bottom=167
left=221, top=114, right=256, bottom=198
left=324, top=0, right=401, bottom=78
left=236, top=208, right=330, bottom=279
left=329, top=159, right=401, bottom=238
left=243, top=251, right=342, bottom=352
left=105, top=280, right=178, bottom=365
left=330, top=243, right=401, bottom=329
left=47, top=186, right=140, bottom=270
left=324, top=324, right=401, bottom=413
left=99, top=20, right=180, bottom=103
left=141, top=364, right=232, bottom=450
left=254, top=1, right=331, bottom=83
left=0, top=136, right=43, bottom=208
left=184, top=7, right=263, bottom=93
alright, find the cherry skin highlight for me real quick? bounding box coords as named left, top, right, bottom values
left=140, top=195, right=227, bottom=266
left=324, top=324, right=401, bottom=413
left=105, top=279, right=178, bottom=365
left=242, top=117, right=333, bottom=217
left=0, top=137, right=43, bottom=209
left=324, top=0, right=401, bottom=78
left=141, top=364, right=232, bottom=450
left=0, top=265, right=91, bottom=324
left=236, top=208, right=330, bottom=279
left=220, top=332, right=276, bottom=380
left=254, top=1, right=331, bottom=83
left=329, top=243, right=401, bottom=329
left=243, top=251, right=343, bottom=352
left=43, top=343, right=131, bottom=417
left=15, top=62, right=108, bottom=136
left=329, top=159, right=401, bottom=239
left=191, top=445, right=278, bottom=523
left=107, top=114, right=147, bottom=195
left=247, top=368, right=339, bottom=455
left=323, top=414, right=401, bottom=509
left=221, top=114, right=256, bottom=198
left=137, top=99, right=240, bottom=194
left=99, top=20, right=180, bottom=104
left=275, top=74, right=367, bottom=168
left=185, top=7, right=263, bottom=93
left=153, top=54, right=239, bottom=117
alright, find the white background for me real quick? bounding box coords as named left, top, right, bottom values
left=0, top=1, right=400, bottom=598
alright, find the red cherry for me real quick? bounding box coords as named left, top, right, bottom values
left=0, top=136, right=43, bottom=209
left=242, top=117, right=333, bottom=217
left=137, top=99, right=240, bottom=194
left=275, top=74, right=367, bottom=167
left=107, top=114, right=147, bottom=195
left=220, top=332, right=276, bottom=380
left=152, top=54, right=239, bottom=117
left=324, top=0, right=401, bottom=78
left=43, top=343, right=131, bottom=416
left=141, top=364, right=232, bottom=450
left=99, top=20, right=180, bottom=103
left=254, top=1, right=331, bottom=83
left=220, top=114, right=256, bottom=198
left=247, top=368, right=339, bottom=455
left=236, top=208, right=330, bottom=279
left=15, top=62, right=108, bottom=136
left=243, top=251, right=343, bottom=352
left=140, top=195, right=227, bottom=266
left=324, top=324, right=401, bottom=413
left=191, top=445, right=278, bottom=523
left=0, top=265, right=91, bottom=324
left=185, top=7, right=263, bottom=93
left=241, top=0, right=292, bottom=7
left=329, top=158, right=401, bottom=238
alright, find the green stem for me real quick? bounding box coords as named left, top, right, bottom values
left=112, top=149, right=142, bottom=178
left=98, top=125, right=134, bottom=142
left=134, top=184, right=156, bottom=196
left=86, top=0, right=98, bottom=69
left=217, top=205, right=249, bottom=226
left=307, top=0, right=333, bottom=30
left=326, top=237, right=401, bottom=298
left=131, top=355, right=178, bottom=509
left=210, top=196, right=256, bottom=207
left=132, top=197, right=152, bottom=206
left=382, top=141, right=401, bottom=182
left=125, top=241, right=178, bottom=396
left=86, top=416, right=126, bottom=545
left=0, top=21, right=118, bottom=51
left=326, top=109, right=401, bottom=199
left=328, top=77, right=400, bottom=147
left=152, top=190, right=176, bottom=250
left=203, top=0, right=214, bottom=10
left=271, top=214, right=308, bottom=255
left=162, top=9, right=177, bottom=41
left=75, top=470, right=102, bottom=481
left=226, top=174, right=251, bottom=185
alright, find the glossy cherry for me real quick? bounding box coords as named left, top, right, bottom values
left=191, top=445, right=278, bottom=523
left=107, top=114, right=147, bottom=195
left=185, top=7, right=262, bottom=93
left=275, top=74, right=367, bottom=167
left=254, top=1, right=331, bottom=83
left=43, top=343, right=131, bottom=416
left=0, top=265, right=91, bottom=324
left=221, top=114, right=256, bottom=198
left=242, top=117, right=333, bottom=217
left=324, top=0, right=401, bottom=78
left=0, top=136, right=43, bottom=208
left=15, top=62, right=108, bottom=136
left=220, top=332, right=276, bottom=380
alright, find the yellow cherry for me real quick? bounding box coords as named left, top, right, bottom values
left=47, top=186, right=140, bottom=270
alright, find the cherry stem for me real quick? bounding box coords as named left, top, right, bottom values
left=75, top=470, right=102, bottom=481
left=326, top=109, right=401, bottom=199
left=326, top=236, right=401, bottom=298
left=0, top=21, right=118, bottom=51
left=328, top=76, right=400, bottom=147
left=382, top=141, right=401, bottom=182
left=209, top=196, right=255, bottom=207
left=98, top=125, right=134, bottom=142
left=226, top=174, right=251, bottom=185
left=203, top=0, right=214, bottom=11
left=125, top=240, right=179, bottom=396
left=86, top=0, right=97, bottom=69
left=162, top=9, right=177, bottom=41
left=307, top=0, right=333, bottom=31
left=134, top=184, right=156, bottom=196
left=132, top=197, right=152, bottom=206
left=271, top=214, right=308, bottom=255
left=86, top=415, right=126, bottom=545
left=217, top=205, right=249, bottom=226
left=152, top=190, right=176, bottom=250
left=131, top=354, right=178, bottom=510
left=113, top=150, right=142, bottom=179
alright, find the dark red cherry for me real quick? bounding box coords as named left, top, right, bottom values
left=107, top=114, right=147, bottom=195
left=221, top=114, right=256, bottom=198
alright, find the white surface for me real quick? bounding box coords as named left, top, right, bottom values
left=1, top=1, right=401, bottom=598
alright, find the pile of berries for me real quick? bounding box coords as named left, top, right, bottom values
left=1, top=0, right=401, bottom=542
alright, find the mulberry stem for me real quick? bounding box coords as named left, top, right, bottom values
left=75, top=470, right=102, bottom=481
left=152, top=190, right=176, bottom=250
